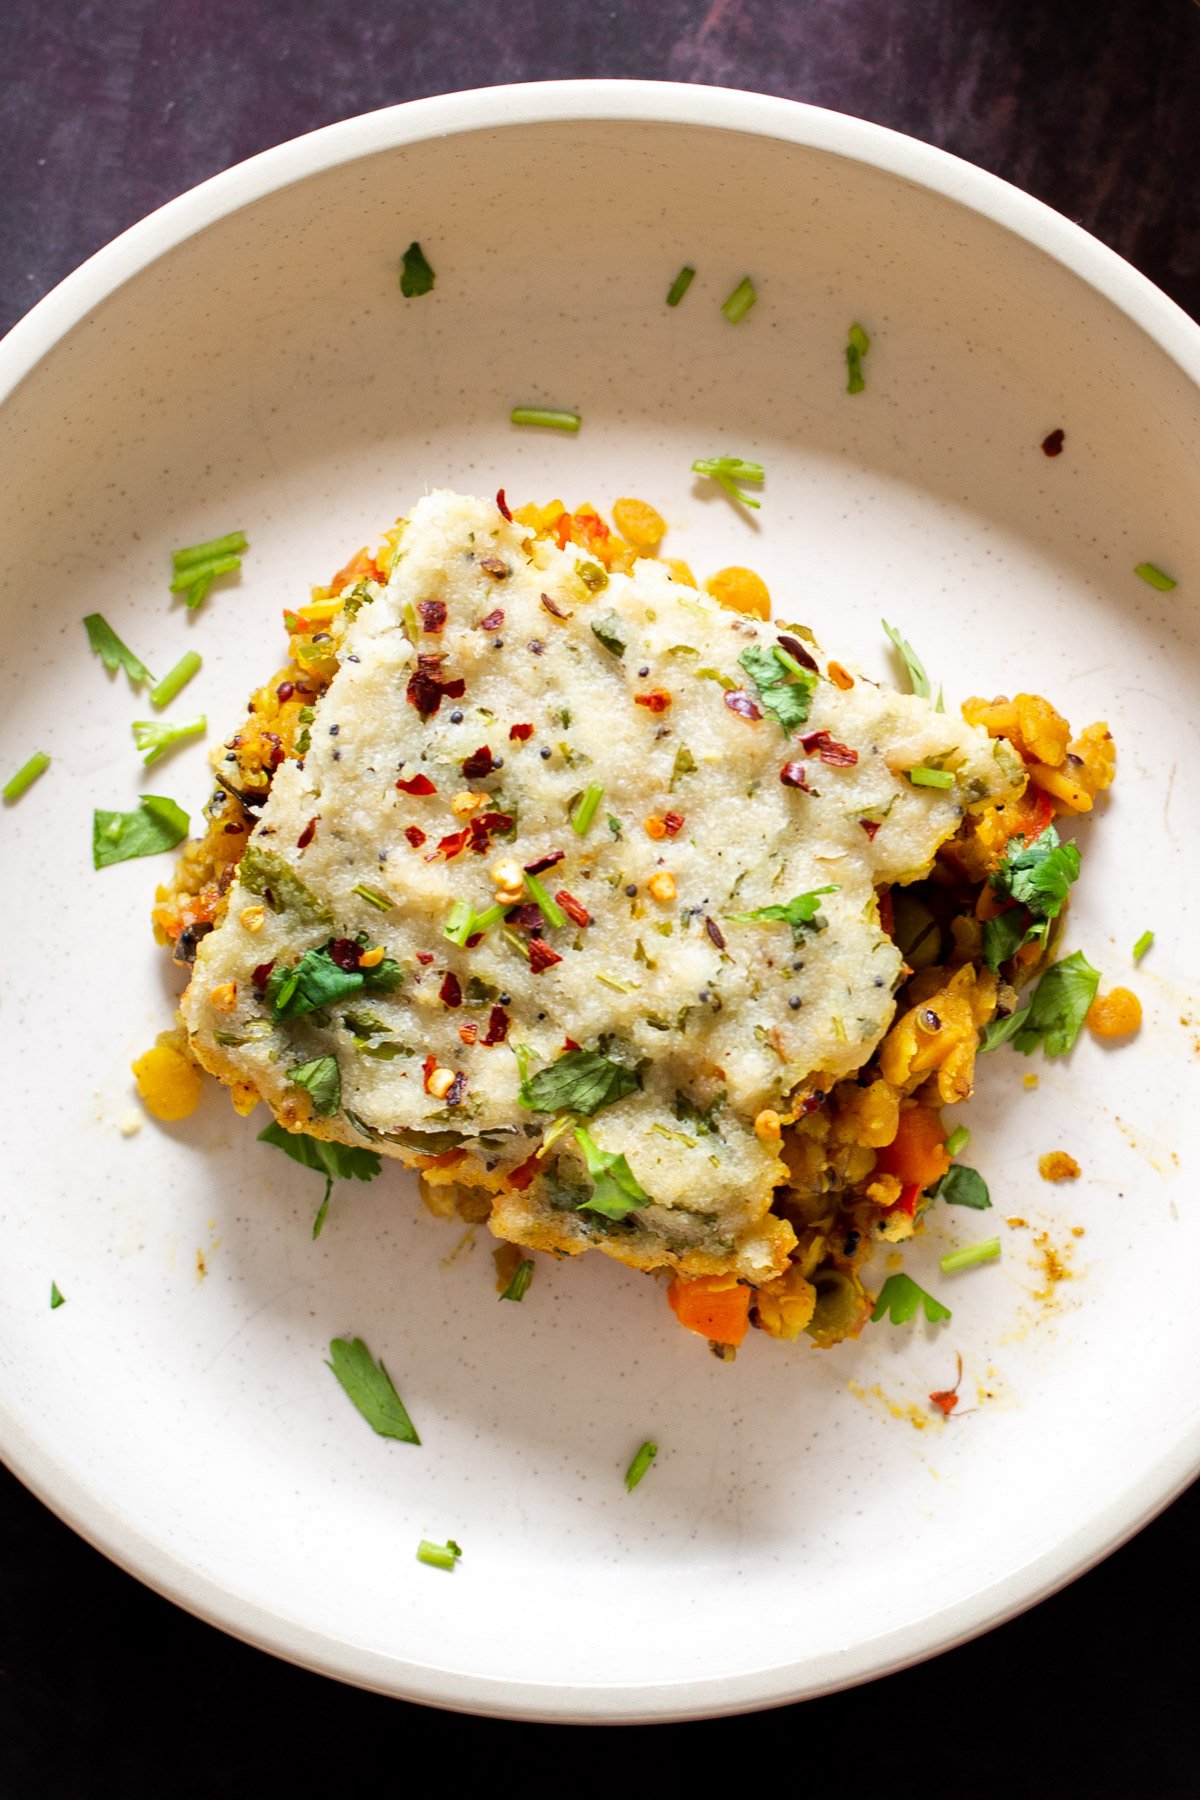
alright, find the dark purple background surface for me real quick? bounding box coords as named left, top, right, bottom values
left=1, top=1, right=1198, bottom=1790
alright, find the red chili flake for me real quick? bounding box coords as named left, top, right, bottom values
left=276, top=681, right=295, bottom=703
left=396, top=772, right=438, bottom=801
left=327, top=938, right=362, bottom=972
left=406, top=655, right=466, bottom=718
left=421, top=1053, right=438, bottom=1093
left=877, top=889, right=895, bottom=938
left=429, top=827, right=472, bottom=862
left=663, top=811, right=684, bottom=836
left=553, top=511, right=573, bottom=550
left=415, top=951, right=435, bottom=965
left=776, top=633, right=819, bottom=673
left=724, top=690, right=762, bottom=722
left=800, top=730, right=858, bottom=767
left=461, top=745, right=495, bottom=778
left=929, top=1388, right=959, bottom=1418
left=779, top=761, right=814, bottom=790
left=509, top=722, right=534, bottom=741
left=262, top=731, right=285, bottom=770
left=251, top=960, right=275, bottom=990
left=507, top=1151, right=541, bottom=1191
left=705, top=916, right=726, bottom=950
left=496, top=487, right=513, bottom=521
left=860, top=818, right=881, bottom=840
left=296, top=816, right=318, bottom=849
left=404, top=825, right=427, bottom=848
left=467, top=812, right=514, bottom=853
left=562, top=1036, right=581, bottom=1052
left=635, top=689, right=671, bottom=713
left=1041, top=428, right=1065, bottom=457
left=439, top=971, right=463, bottom=1009
left=555, top=889, right=590, bottom=927
left=479, top=608, right=505, bottom=631
left=523, top=850, right=564, bottom=876
left=528, top=937, right=563, bottom=973
left=540, top=592, right=571, bottom=619
left=481, top=1005, right=510, bottom=1046
left=458, top=1022, right=479, bottom=1045
left=511, top=902, right=544, bottom=932
left=479, top=555, right=510, bottom=580
left=417, top=599, right=447, bottom=633
left=444, top=1072, right=468, bottom=1106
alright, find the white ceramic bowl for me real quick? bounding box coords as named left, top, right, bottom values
left=2, top=81, right=1199, bottom=1722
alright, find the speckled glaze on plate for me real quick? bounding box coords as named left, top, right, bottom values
left=0, top=82, right=1198, bottom=1722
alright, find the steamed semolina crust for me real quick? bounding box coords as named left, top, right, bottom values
left=183, top=491, right=1023, bottom=1282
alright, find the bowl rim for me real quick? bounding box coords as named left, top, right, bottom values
left=2, top=77, right=1199, bottom=1722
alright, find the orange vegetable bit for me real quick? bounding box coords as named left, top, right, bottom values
left=873, top=1103, right=950, bottom=1190
left=667, top=1275, right=751, bottom=1346
left=1087, top=987, right=1142, bottom=1040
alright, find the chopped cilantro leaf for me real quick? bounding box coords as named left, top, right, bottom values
left=50, top=1281, right=65, bottom=1310
left=258, top=1122, right=381, bottom=1239
left=92, top=794, right=189, bottom=868
left=982, top=906, right=1033, bottom=973
left=979, top=1004, right=1031, bottom=1052
left=729, top=887, right=837, bottom=943
left=289, top=1055, right=342, bottom=1117
left=519, top=1049, right=641, bottom=1117
left=1009, top=949, right=1100, bottom=1058
left=131, top=715, right=206, bottom=766
left=574, top=1127, right=653, bottom=1220
left=268, top=951, right=364, bottom=1019
left=871, top=1272, right=951, bottom=1326
left=928, top=1164, right=991, bottom=1210
left=987, top=825, right=1080, bottom=967
left=84, top=613, right=156, bottom=688
left=692, top=455, right=764, bottom=510
left=673, top=1089, right=724, bottom=1135
left=327, top=1336, right=419, bottom=1443
left=624, top=1440, right=658, bottom=1491
left=881, top=619, right=932, bottom=699
left=399, top=241, right=435, bottom=297
left=737, top=643, right=816, bottom=732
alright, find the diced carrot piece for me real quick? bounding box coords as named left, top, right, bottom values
left=874, top=1103, right=950, bottom=1190
left=667, top=1275, right=751, bottom=1346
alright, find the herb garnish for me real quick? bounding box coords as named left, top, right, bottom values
left=258, top=1122, right=381, bottom=1238
left=511, top=407, right=581, bottom=432
left=666, top=265, right=695, bottom=307
left=871, top=1273, right=952, bottom=1325
left=940, top=1237, right=1001, bottom=1273
left=352, top=883, right=392, bottom=912
left=327, top=1336, right=420, bottom=1443
left=267, top=942, right=403, bottom=1020
left=289, top=1055, right=341, bottom=1117
left=1134, top=562, right=1177, bottom=592
left=590, top=614, right=626, bottom=657
left=170, top=530, right=248, bottom=609
left=624, top=1440, right=658, bottom=1491
left=149, top=651, right=202, bottom=710
left=92, top=794, right=189, bottom=868
left=573, top=1128, right=653, bottom=1220
left=721, top=276, right=757, bottom=324
left=928, top=1165, right=991, bottom=1210
left=980, top=949, right=1100, bottom=1058
left=571, top=782, right=604, bottom=836
left=1132, top=929, right=1154, bottom=962
left=399, top=240, right=435, bottom=297
left=3, top=751, right=50, bottom=803
left=518, top=1048, right=641, bottom=1117
left=499, top=1259, right=534, bottom=1302
left=131, top=715, right=206, bottom=765
left=845, top=320, right=870, bottom=393
left=984, top=825, right=1081, bottom=970
left=907, top=765, right=955, bottom=789
left=881, top=618, right=932, bottom=699
left=737, top=643, right=816, bottom=732
left=416, top=1538, right=462, bottom=1570
left=944, top=1125, right=970, bottom=1157
left=523, top=870, right=567, bottom=930
left=84, top=613, right=155, bottom=688
left=691, top=455, right=764, bottom=509
left=729, top=886, right=837, bottom=943
left=50, top=1281, right=65, bottom=1309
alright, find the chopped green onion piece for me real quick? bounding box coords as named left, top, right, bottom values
left=624, top=1440, right=657, bottom=1491
left=168, top=553, right=242, bottom=594
left=443, top=898, right=475, bottom=946
left=523, top=869, right=567, bottom=929
left=83, top=613, right=156, bottom=687
left=571, top=782, right=604, bottom=836
left=907, top=765, right=956, bottom=789
left=149, top=650, right=202, bottom=710
left=50, top=1281, right=65, bottom=1310
left=691, top=455, right=764, bottom=510
left=846, top=321, right=871, bottom=394
left=352, top=883, right=392, bottom=912
left=183, top=574, right=214, bottom=612
left=944, top=1125, right=971, bottom=1158
left=399, top=241, right=436, bottom=298
left=416, top=1538, right=462, bottom=1570
left=1134, top=562, right=1177, bottom=592
left=499, top=1259, right=534, bottom=1302
left=721, top=276, right=757, bottom=324
left=511, top=407, right=581, bottom=432
left=172, top=530, right=248, bottom=571
left=666, top=265, right=695, bottom=307
left=1132, top=929, right=1154, bottom=962
left=940, top=1237, right=1002, bottom=1274
left=3, top=751, right=50, bottom=802
left=771, top=645, right=810, bottom=680
left=131, top=716, right=206, bottom=766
